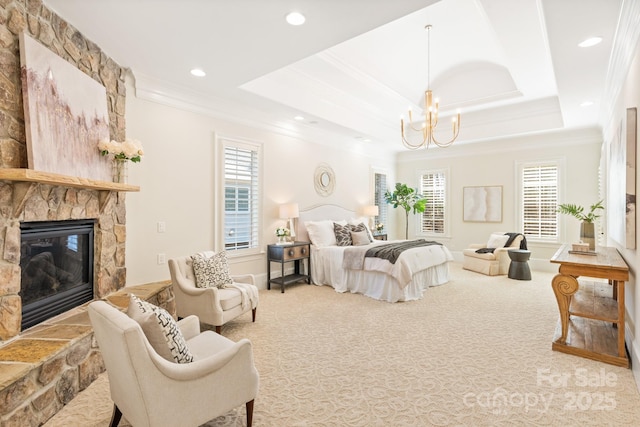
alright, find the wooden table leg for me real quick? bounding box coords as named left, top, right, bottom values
left=551, top=273, right=579, bottom=344
left=616, top=280, right=626, bottom=358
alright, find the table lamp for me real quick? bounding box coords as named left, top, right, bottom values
left=363, top=205, right=379, bottom=231
left=279, top=203, right=299, bottom=241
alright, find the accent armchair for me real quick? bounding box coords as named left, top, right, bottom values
left=462, top=232, right=525, bottom=276
left=168, top=253, right=258, bottom=333
left=87, top=300, right=259, bottom=427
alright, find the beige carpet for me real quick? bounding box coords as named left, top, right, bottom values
left=45, top=262, right=640, bottom=426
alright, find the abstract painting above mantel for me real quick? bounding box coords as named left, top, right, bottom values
left=19, top=32, right=112, bottom=182
left=463, top=186, right=503, bottom=222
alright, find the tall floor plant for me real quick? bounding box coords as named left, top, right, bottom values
left=384, top=183, right=426, bottom=239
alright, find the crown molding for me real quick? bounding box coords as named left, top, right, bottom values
left=130, top=72, right=398, bottom=159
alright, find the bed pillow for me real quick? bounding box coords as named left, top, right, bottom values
left=335, top=222, right=370, bottom=246
left=487, top=233, right=510, bottom=248
left=305, top=220, right=336, bottom=247
left=349, top=222, right=372, bottom=242
left=349, top=217, right=374, bottom=242
left=127, top=294, right=194, bottom=364
left=334, top=222, right=353, bottom=246
left=191, top=252, right=233, bottom=288
left=350, top=230, right=371, bottom=246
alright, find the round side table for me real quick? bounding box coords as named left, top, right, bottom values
left=508, top=249, right=531, bottom=280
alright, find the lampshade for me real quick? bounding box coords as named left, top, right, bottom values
left=279, top=203, right=299, bottom=219
left=363, top=205, right=379, bottom=217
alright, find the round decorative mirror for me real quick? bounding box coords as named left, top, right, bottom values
left=314, top=163, right=335, bottom=197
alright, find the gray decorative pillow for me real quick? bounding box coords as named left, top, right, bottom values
left=334, top=222, right=371, bottom=246
left=334, top=222, right=352, bottom=246
left=350, top=223, right=372, bottom=242
left=350, top=230, right=371, bottom=246
left=127, top=294, right=194, bottom=364
left=191, top=251, right=233, bottom=288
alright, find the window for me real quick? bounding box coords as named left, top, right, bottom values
left=520, top=163, right=559, bottom=240
left=420, top=170, right=447, bottom=235
left=374, top=173, right=388, bottom=230
left=222, top=140, right=261, bottom=251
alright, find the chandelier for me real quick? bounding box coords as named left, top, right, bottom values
left=400, top=25, right=461, bottom=150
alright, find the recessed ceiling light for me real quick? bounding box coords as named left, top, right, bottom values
left=580, top=101, right=594, bottom=107
left=286, top=12, right=305, bottom=26
left=190, top=68, right=206, bottom=77
left=294, top=115, right=305, bottom=121
left=578, top=37, right=603, bottom=48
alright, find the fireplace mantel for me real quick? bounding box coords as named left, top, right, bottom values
left=0, top=168, right=140, bottom=192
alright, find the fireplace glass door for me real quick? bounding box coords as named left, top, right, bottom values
left=20, top=219, right=95, bottom=330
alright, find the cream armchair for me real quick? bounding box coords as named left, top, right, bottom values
left=462, top=232, right=525, bottom=276
left=87, top=300, right=259, bottom=427
left=169, top=254, right=258, bottom=334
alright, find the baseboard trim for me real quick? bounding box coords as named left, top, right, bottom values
left=625, top=324, right=640, bottom=392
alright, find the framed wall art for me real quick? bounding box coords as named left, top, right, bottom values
left=626, top=107, right=637, bottom=249
left=463, top=185, right=503, bottom=222
left=19, top=32, right=112, bottom=181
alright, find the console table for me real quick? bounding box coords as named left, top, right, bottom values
left=550, top=244, right=629, bottom=367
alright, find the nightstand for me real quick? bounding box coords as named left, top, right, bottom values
left=267, top=241, right=311, bottom=293
left=373, top=233, right=387, bottom=241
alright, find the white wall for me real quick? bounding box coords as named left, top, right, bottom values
left=605, top=42, right=640, bottom=383
left=122, top=76, right=394, bottom=287
left=394, top=129, right=602, bottom=268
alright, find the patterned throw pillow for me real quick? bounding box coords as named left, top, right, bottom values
left=334, top=222, right=353, bottom=246
left=127, top=294, right=194, bottom=364
left=191, top=251, right=233, bottom=288
left=334, top=222, right=371, bottom=246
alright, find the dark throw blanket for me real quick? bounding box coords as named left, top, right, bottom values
left=475, top=232, right=528, bottom=254
left=366, top=239, right=443, bottom=264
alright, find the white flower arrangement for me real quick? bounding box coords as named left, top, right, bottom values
left=275, top=227, right=290, bottom=237
left=374, top=223, right=384, bottom=232
left=98, top=138, right=144, bottom=162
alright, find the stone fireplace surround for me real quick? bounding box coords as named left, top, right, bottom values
left=0, top=180, right=127, bottom=423
left=0, top=175, right=176, bottom=425
left=0, top=2, right=164, bottom=424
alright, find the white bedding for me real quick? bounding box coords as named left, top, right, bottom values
left=298, top=204, right=453, bottom=302
left=310, top=240, right=453, bottom=302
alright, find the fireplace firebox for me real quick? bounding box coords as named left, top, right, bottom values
left=20, top=219, right=95, bottom=330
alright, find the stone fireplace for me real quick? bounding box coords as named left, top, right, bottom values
left=0, top=181, right=127, bottom=341
left=0, top=2, right=148, bottom=424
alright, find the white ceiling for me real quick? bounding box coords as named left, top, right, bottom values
left=44, top=0, right=624, bottom=153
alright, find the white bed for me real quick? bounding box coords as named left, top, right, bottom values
left=298, top=204, right=453, bottom=302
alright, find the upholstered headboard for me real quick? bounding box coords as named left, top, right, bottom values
left=298, top=204, right=357, bottom=243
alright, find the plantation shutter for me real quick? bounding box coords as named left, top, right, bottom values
left=421, top=171, right=446, bottom=234
left=374, top=173, right=388, bottom=229
left=522, top=164, right=558, bottom=239
left=224, top=143, right=260, bottom=250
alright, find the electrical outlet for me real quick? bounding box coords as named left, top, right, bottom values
left=157, top=253, right=166, bottom=264
left=157, top=221, right=166, bottom=233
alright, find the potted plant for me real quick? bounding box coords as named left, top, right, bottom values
left=384, top=183, right=426, bottom=239
left=556, top=200, right=604, bottom=250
